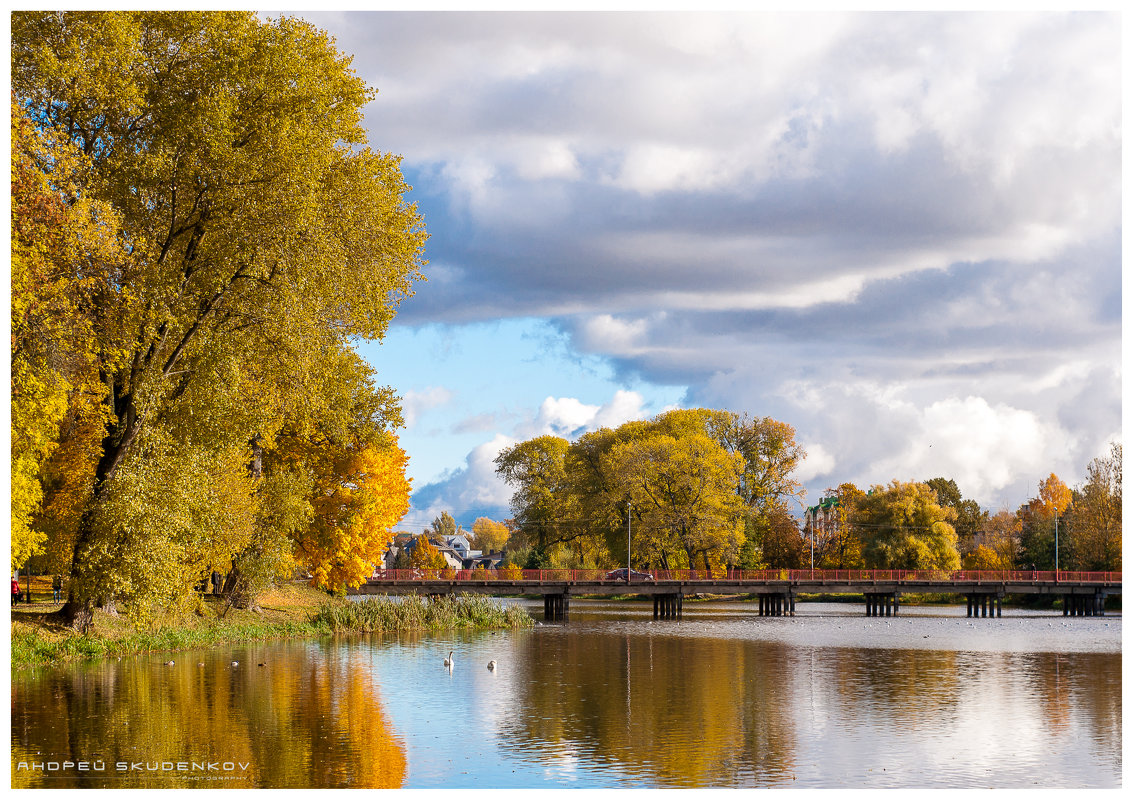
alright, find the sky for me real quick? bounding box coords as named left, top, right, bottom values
left=287, top=9, right=1121, bottom=533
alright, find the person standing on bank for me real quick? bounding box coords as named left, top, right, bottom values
left=52, top=575, right=62, bottom=603
left=12, top=576, right=21, bottom=605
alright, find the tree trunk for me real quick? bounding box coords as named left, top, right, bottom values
left=54, top=401, right=137, bottom=632
left=57, top=596, right=94, bottom=632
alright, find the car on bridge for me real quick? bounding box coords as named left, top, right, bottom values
left=605, top=568, right=654, bottom=582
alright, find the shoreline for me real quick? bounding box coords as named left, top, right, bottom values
left=10, top=584, right=533, bottom=669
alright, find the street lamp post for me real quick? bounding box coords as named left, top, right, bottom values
left=627, top=501, right=632, bottom=585
left=1054, top=512, right=1059, bottom=576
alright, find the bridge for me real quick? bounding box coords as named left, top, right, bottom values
left=355, top=568, right=1122, bottom=620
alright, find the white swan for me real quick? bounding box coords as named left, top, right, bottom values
left=443, top=651, right=454, bottom=667
left=487, top=660, right=497, bottom=671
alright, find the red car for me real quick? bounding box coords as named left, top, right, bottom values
left=605, top=568, right=654, bottom=582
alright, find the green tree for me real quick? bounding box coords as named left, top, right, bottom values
left=392, top=545, right=413, bottom=570
left=853, top=480, right=960, bottom=571
left=12, top=10, right=426, bottom=630
left=430, top=511, right=459, bottom=540
left=925, top=477, right=987, bottom=560
left=604, top=432, right=745, bottom=571
left=494, top=436, right=576, bottom=550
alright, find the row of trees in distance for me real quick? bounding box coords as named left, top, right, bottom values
left=485, top=409, right=1121, bottom=574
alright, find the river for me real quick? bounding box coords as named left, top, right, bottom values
left=10, top=599, right=1121, bottom=788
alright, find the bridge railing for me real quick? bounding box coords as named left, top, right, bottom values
left=368, top=568, right=1121, bottom=584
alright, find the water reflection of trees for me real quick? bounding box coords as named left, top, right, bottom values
left=500, top=632, right=799, bottom=787
left=829, top=647, right=962, bottom=728
left=11, top=643, right=405, bottom=788
left=1012, top=652, right=1121, bottom=765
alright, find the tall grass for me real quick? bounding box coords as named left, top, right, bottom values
left=11, top=590, right=533, bottom=668
left=310, top=593, right=534, bottom=633
left=11, top=617, right=319, bottom=667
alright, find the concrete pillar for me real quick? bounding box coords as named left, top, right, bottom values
left=544, top=594, right=568, bottom=621
left=966, top=595, right=973, bottom=617
left=1063, top=596, right=1070, bottom=616
left=996, top=596, right=1002, bottom=617
left=654, top=593, right=682, bottom=619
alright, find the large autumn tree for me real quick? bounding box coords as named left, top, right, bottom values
left=852, top=480, right=960, bottom=572
left=11, top=11, right=426, bottom=629
left=604, top=432, right=745, bottom=571
left=495, top=408, right=805, bottom=570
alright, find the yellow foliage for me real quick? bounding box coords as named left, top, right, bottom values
left=81, top=434, right=259, bottom=626
left=10, top=96, right=125, bottom=571
left=296, top=437, right=412, bottom=591
left=963, top=544, right=1008, bottom=571
left=605, top=432, right=745, bottom=570
left=409, top=536, right=448, bottom=570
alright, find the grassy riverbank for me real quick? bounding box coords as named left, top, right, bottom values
left=10, top=584, right=533, bottom=668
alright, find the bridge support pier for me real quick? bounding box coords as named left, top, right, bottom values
left=1063, top=593, right=1105, bottom=617
left=757, top=592, right=794, bottom=617
left=966, top=593, right=1003, bottom=618
left=653, top=593, right=683, bottom=619
left=544, top=593, right=569, bottom=621
left=865, top=592, right=900, bottom=617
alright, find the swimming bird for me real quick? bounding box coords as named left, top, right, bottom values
left=443, top=651, right=454, bottom=667
left=231, top=660, right=239, bottom=666
left=163, top=660, right=175, bottom=666
left=487, top=660, right=497, bottom=671
left=257, top=663, right=266, bottom=667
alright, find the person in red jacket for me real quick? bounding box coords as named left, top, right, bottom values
left=12, top=577, right=21, bottom=605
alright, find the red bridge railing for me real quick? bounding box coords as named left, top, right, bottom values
left=368, top=568, right=1121, bottom=584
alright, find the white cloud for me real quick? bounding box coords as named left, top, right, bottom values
left=873, top=396, right=1061, bottom=502
left=533, top=396, right=600, bottom=436
left=409, top=389, right=652, bottom=520
left=594, top=389, right=648, bottom=429
left=402, top=386, right=454, bottom=429
left=409, top=433, right=516, bottom=524
left=795, top=443, right=837, bottom=486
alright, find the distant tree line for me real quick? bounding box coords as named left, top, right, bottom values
left=801, top=445, right=1121, bottom=573
left=493, top=407, right=1121, bottom=574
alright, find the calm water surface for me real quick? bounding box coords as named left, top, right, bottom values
left=11, top=600, right=1121, bottom=788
